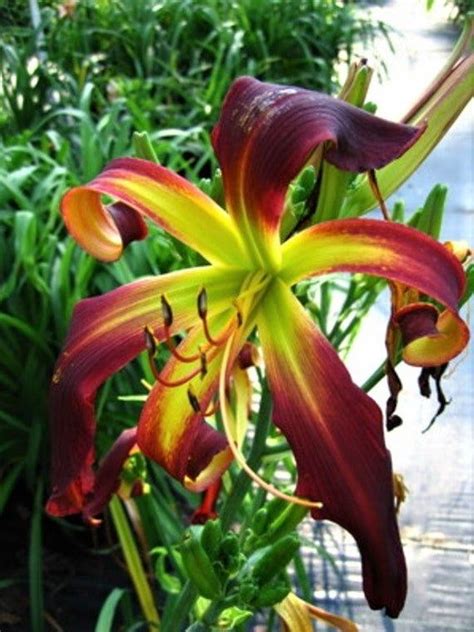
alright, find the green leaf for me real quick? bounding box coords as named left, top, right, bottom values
left=95, top=587, right=127, bottom=632
left=0, top=462, right=23, bottom=513
left=151, top=548, right=182, bottom=594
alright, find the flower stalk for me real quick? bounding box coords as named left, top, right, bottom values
left=109, top=496, right=160, bottom=630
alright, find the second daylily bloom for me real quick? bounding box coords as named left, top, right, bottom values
left=46, top=77, right=469, bottom=617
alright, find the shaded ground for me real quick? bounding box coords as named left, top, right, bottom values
left=0, top=484, right=133, bottom=631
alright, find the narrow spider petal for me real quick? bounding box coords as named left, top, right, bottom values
left=46, top=267, right=245, bottom=517
left=281, top=219, right=465, bottom=307
left=82, top=427, right=138, bottom=524
left=258, top=280, right=406, bottom=617
left=61, top=157, right=248, bottom=267
left=137, top=312, right=236, bottom=492
left=212, top=76, right=423, bottom=268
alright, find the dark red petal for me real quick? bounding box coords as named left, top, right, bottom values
left=258, top=280, right=406, bottom=617
left=395, top=303, right=439, bottom=346
left=107, top=201, right=148, bottom=249
left=82, top=427, right=138, bottom=523
left=212, top=76, right=424, bottom=240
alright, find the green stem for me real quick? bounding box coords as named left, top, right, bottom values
left=109, top=496, right=160, bottom=630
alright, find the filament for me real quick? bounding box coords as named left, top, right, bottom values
left=164, top=325, right=201, bottom=363
left=219, top=334, right=323, bottom=510
left=368, top=169, right=390, bottom=221
left=144, top=327, right=210, bottom=388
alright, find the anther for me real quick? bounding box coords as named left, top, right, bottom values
left=187, top=386, right=202, bottom=413
left=368, top=169, right=390, bottom=221
left=144, top=326, right=157, bottom=354
left=197, top=287, right=208, bottom=320
left=235, top=305, right=243, bottom=327
left=199, top=346, right=208, bottom=378
left=161, top=294, right=173, bottom=328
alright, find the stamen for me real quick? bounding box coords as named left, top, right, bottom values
left=219, top=334, right=323, bottom=510
left=199, top=346, right=208, bottom=378
left=199, top=292, right=241, bottom=347
left=164, top=326, right=201, bottom=363
left=161, top=294, right=173, bottom=328
left=368, top=169, right=390, bottom=221
left=187, top=386, right=202, bottom=413
left=160, top=295, right=201, bottom=363
left=144, top=327, right=208, bottom=388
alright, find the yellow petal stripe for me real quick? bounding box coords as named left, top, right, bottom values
left=280, top=219, right=465, bottom=314
left=62, top=158, right=249, bottom=268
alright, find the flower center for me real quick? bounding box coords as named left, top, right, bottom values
left=144, top=270, right=271, bottom=412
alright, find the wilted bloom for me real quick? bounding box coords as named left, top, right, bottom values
left=276, top=592, right=358, bottom=632
left=46, top=77, right=469, bottom=616
left=385, top=239, right=470, bottom=431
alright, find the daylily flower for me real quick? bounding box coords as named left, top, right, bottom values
left=46, top=76, right=469, bottom=617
